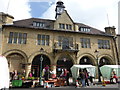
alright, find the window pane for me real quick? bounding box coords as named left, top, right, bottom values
left=46, top=35, right=49, bottom=46
left=23, top=33, right=27, bottom=44
left=18, top=33, right=22, bottom=44
left=41, top=35, right=45, bottom=45
left=8, top=32, right=13, bottom=43
left=13, top=32, right=18, bottom=44
left=37, top=34, right=41, bottom=45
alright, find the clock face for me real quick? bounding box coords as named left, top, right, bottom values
left=57, top=8, right=63, bottom=13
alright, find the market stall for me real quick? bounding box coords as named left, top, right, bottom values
left=70, top=65, right=96, bottom=83
left=100, top=65, right=120, bottom=80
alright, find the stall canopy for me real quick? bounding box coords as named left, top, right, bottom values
left=100, top=65, right=120, bottom=79
left=70, top=65, right=96, bottom=80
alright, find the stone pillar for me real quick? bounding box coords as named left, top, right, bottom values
left=50, top=61, right=57, bottom=78
left=25, top=63, right=32, bottom=78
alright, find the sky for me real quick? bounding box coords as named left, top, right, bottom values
left=0, top=0, right=119, bottom=33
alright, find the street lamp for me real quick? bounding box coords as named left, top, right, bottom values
left=39, top=55, right=43, bottom=85
left=94, top=50, right=101, bottom=82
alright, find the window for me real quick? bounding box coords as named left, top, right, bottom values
left=58, top=36, right=73, bottom=48
left=33, top=21, right=45, bottom=28
left=98, top=39, right=110, bottom=49
left=8, top=32, right=27, bottom=44
left=79, top=27, right=91, bottom=32
left=59, top=23, right=65, bottom=29
left=46, top=35, right=50, bottom=46
left=37, top=34, right=50, bottom=46
left=18, top=33, right=22, bottom=44
left=23, top=33, right=27, bottom=44
left=59, top=23, right=72, bottom=30
left=66, top=24, right=72, bottom=30
left=80, top=38, right=91, bottom=48
left=8, top=32, right=13, bottom=43
left=13, top=32, right=18, bottom=44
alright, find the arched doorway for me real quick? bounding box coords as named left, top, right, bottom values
left=57, top=55, right=73, bottom=77
left=99, top=57, right=111, bottom=67
left=31, top=54, right=51, bottom=77
left=6, top=53, right=25, bottom=72
left=79, top=56, right=93, bottom=65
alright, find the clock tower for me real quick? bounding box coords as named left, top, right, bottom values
left=55, top=0, right=65, bottom=19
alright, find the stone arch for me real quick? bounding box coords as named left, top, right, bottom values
left=55, top=52, right=74, bottom=77
left=3, top=49, right=28, bottom=63
left=78, top=53, right=96, bottom=65
left=3, top=49, right=28, bottom=72
left=99, top=54, right=114, bottom=66
left=54, top=52, right=75, bottom=64
left=28, top=51, right=53, bottom=64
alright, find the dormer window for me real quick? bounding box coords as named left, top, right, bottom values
left=59, top=23, right=72, bottom=30
left=79, top=27, right=91, bottom=32
left=33, top=21, right=45, bottom=28
left=59, top=23, right=65, bottom=29
left=66, top=24, right=72, bottom=30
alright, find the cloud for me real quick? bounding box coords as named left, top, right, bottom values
left=41, top=0, right=119, bottom=33
left=29, top=0, right=55, bottom=2
left=0, top=0, right=32, bottom=20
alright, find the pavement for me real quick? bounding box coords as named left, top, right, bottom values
left=9, top=83, right=119, bottom=90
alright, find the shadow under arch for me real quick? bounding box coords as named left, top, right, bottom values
left=31, top=54, right=51, bottom=77
left=99, top=54, right=114, bottom=66
left=78, top=53, right=96, bottom=66
left=55, top=52, right=74, bottom=77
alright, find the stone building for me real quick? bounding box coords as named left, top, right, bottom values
left=0, top=1, right=119, bottom=78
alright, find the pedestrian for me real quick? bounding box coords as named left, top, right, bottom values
left=83, top=68, right=89, bottom=86
left=77, top=69, right=85, bottom=87
left=43, top=65, right=50, bottom=81
left=60, top=68, right=69, bottom=86
left=13, top=70, right=18, bottom=80
left=112, top=71, right=118, bottom=83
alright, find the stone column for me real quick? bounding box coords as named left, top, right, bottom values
left=25, top=63, right=32, bottom=78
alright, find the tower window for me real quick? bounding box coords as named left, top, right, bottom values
left=59, top=23, right=65, bottom=29
left=66, top=24, right=72, bottom=30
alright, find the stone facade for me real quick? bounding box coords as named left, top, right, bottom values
left=0, top=1, right=119, bottom=78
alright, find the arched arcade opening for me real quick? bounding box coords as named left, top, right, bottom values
left=99, top=57, right=112, bottom=67
left=56, top=55, right=73, bottom=77
left=31, top=54, right=51, bottom=77
left=6, top=53, right=25, bottom=72
left=79, top=56, right=94, bottom=65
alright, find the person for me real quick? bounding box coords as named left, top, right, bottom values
left=50, top=69, right=56, bottom=79
left=83, top=68, right=89, bottom=86
left=60, top=68, right=69, bottom=86
left=12, top=70, right=18, bottom=80
left=88, top=74, right=94, bottom=85
left=112, top=71, right=118, bottom=83
left=65, top=69, right=70, bottom=86
left=43, top=65, right=50, bottom=81
left=29, top=72, right=33, bottom=77
left=77, top=69, right=85, bottom=87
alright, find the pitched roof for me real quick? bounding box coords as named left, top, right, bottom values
left=76, top=23, right=108, bottom=35
left=3, top=17, right=111, bottom=37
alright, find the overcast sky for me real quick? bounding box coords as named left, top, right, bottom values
left=0, top=0, right=119, bottom=33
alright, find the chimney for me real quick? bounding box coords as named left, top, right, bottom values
left=0, top=12, right=14, bottom=27
left=104, top=26, right=116, bottom=36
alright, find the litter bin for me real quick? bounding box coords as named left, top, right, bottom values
left=12, top=80, right=22, bottom=87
